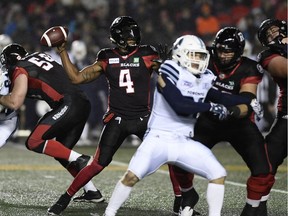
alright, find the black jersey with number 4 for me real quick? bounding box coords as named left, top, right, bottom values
left=97, top=45, right=158, bottom=119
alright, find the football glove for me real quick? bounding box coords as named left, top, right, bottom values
left=250, top=98, right=263, bottom=121
left=153, top=43, right=172, bottom=64
left=209, top=102, right=228, bottom=120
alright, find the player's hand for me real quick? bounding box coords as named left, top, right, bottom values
left=153, top=44, right=172, bottom=64
left=209, top=103, right=228, bottom=120
left=56, top=42, right=67, bottom=54
left=250, top=98, right=263, bottom=121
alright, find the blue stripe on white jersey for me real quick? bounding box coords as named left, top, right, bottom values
left=159, top=60, right=179, bottom=84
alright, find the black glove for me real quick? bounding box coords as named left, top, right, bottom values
left=209, top=103, right=228, bottom=120
left=153, top=44, right=172, bottom=64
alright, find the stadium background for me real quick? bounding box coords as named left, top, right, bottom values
left=0, top=0, right=286, bottom=140
left=0, top=1, right=287, bottom=216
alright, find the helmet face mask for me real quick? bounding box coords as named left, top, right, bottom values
left=0, top=43, right=28, bottom=67
left=212, top=27, right=245, bottom=70
left=258, top=19, right=287, bottom=46
left=110, top=16, right=141, bottom=50
left=172, top=35, right=210, bottom=75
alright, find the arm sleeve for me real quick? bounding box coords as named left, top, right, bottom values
left=206, top=87, right=251, bottom=106
left=160, top=74, right=211, bottom=115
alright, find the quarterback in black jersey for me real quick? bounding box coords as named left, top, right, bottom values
left=0, top=43, right=102, bottom=200
left=257, top=19, right=287, bottom=216
left=172, top=28, right=275, bottom=216
left=48, top=16, right=186, bottom=215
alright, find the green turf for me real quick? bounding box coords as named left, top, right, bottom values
left=0, top=141, right=287, bottom=216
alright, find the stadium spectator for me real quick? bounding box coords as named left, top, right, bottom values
left=0, top=43, right=104, bottom=205
left=195, top=2, right=220, bottom=44
left=47, top=16, right=186, bottom=215
left=257, top=18, right=287, bottom=216
left=172, top=27, right=275, bottom=216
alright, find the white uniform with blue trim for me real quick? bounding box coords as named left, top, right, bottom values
left=128, top=60, right=226, bottom=180
left=0, top=66, right=18, bottom=147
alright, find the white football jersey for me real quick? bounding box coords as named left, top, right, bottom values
left=147, top=60, right=215, bottom=136
left=0, top=66, right=18, bottom=120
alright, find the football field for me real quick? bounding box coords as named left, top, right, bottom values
left=0, top=140, right=287, bottom=216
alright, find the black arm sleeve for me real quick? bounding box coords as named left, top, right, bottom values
left=206, top=88, right=251, bottom=106
left=159, top=74, right=211, bottom=115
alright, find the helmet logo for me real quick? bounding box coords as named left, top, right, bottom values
left=0, top=53, right=6, bottom=65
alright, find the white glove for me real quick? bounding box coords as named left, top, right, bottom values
left=250, top=98, right=264, bottom=121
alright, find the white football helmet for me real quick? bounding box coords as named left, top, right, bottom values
left=0, top=34, right=12, bottom=53
left=172, top=35, right=210, bottom=75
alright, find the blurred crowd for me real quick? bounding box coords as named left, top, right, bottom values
left=0, top=0, right=285, bottom=142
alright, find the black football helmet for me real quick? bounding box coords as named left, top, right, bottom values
left=257, top=19, right=287, bottom=46
left=109, top=16, right=141, bottom=50
left=212, top=27, right=245, bottom=70
left=0, top=43, right=27, bottom=66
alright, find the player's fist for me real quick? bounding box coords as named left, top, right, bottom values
left=40, top=26, right=69, bottom=47
left=209, top=102, right=228, bottom=120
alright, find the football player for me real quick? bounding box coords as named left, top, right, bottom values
left=0, top=34, right=18, bottom=148
left=0, top=43, right=103, bottom=204
left=103, top=34, right=257, bottom=216
left=47, top=16, right=191, bottom=215
left=172, top=27, right=275, bottom=216
left=257, top=19, right=287, bottom=216
left=0, top=65, right=18, bottom=147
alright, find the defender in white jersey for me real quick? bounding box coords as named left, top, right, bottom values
left=0, top=66, right=18, bottom=147
left=103, top=35, right=236, bottom=216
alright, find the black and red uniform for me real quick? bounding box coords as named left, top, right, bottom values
left=10, top=52, right=90, bottom=167
left=191, top=56, right=275, bottom=201
left=66, top=45, right=162, bottom=195
left=95, top=45, right=157, bottom=166
left=258, top=48, right=287, bottom=174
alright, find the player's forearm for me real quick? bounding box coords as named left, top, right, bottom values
left=58, top=50, right=83, bottom=84
left=0, top=94, right=21, bottom=110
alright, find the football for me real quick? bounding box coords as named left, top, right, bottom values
left=40, top=26, right=69, bottom=47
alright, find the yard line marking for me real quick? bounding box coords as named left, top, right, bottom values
left=111, top=161, right=288, bottom=195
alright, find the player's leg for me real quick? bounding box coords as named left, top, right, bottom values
left=257, top=118, right=287, bottom=216
left=0, top=115, right=18, bottom=148
left=48, top=115, right=128, bottom=215
left=175, top=138, right=226, bottom=216
left=105, top=129, right=168, bottom=216
left=231, top=123, right=274, bottom=216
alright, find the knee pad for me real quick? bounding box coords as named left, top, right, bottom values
left=25, top=139, right=46, bottom=153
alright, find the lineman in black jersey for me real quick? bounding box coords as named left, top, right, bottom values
left=48, top=16, right=186, bottom=215
left=171, top=28, right=275, bottom=216
left=0, top=43, right=103, bottom=204
left=257, top=19, right=287, bottom=216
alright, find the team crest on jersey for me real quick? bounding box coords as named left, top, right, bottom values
left=109, top=58, right=120, bottom=64
left=133, top=57, right=139, bottom=63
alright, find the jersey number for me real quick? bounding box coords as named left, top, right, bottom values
left=28, top=53, right=54, bottom=71
left=119, top=69, right=134, bottom=93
